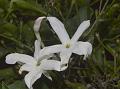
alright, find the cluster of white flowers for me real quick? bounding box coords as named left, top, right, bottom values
left=5, top=17, right=92, bottom=89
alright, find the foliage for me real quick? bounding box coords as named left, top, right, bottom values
left=0, top=0, right=120, bottom=89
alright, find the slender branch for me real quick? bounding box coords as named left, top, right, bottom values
left=0, top=34, right=33, bottom=51
left=90, top=0, right=99, bottom=6
left=100, top=0, right=109, bottom=15
left=114, top=54, right=117, bottom=74
left=85, top=0, right=109, bottom=37
left=99, top=0, right=103, bottom=13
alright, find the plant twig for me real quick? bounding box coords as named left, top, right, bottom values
left=85, top=0, right=109, bottom=37
left=99, top=0, right=103, bottom=13
left=0, top=34, right=33, bottom=51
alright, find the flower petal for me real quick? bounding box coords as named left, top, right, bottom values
left=73, top=41, right=92, bottom=59
left=19, top=64, right=36, bottom=74
left=34, top=40, right=41, bottom=60
left=6, top=53, right=36, bottom=65
left=47, top=17, right=70, bottom=44
left=38, top=44, right=63, bottom=59
left=71, top=20, right=90, bottom=42
left=34, top=17, right=45, bottom=42
left=34, top=17, right=46, bottom=32
left=60, top=65, right=68, bottom=71
left=41, top=59, right=61, bottom=71
left=43, top=72, right=52, bottom=80
left=24, top=70, right=42, bottom=89
left=60, top=50, right=72, bottom=70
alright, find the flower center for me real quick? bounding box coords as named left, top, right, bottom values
left=65, top=44, right=71, bottom=48
left=36, top=60, right=41, bottom=66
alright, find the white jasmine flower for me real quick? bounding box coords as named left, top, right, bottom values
left=5, top=40, right=61, bottom=89
left=34, top=17, right=92, bottom=70
left=46, top=17, right=92, bottom=70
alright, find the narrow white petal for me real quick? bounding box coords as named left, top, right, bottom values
left=60, top=50, right=72, bottom=70
left=73, top=41, right=92, bottom=59
left=19, top=64, right=36, bottom=74
left=6, top=53, right=36, bottom=65
left=34, top=32, right=42, bottom=44
left=47, top=17, right=70, bottom=44
left=41, top=59, right=61, bottom=71
left=24, top=70, right=42, bottom=89
left=34, top=17, right=45, bottom=42
left=38, top=44, right=63, bottom=59
left=34, top=40, right=41, bottom=60
left=33, top=17, right=46, bottom=32
left=71, top=20, right=90, bottom=42
left=43, top=72, right=52, bottom=80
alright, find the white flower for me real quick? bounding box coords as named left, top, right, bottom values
left=34, top=17, right=92, bottom=70
left=47, top=17, right=92, bottom=70
left=5, top=40, right=61, bottom=89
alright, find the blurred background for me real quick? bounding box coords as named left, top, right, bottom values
left=0, top=0, right=120, bottom=89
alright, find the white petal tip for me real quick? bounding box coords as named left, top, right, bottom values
left=25, top=76, right=31, bottom=89
left=47, top=17, right=55, bottom=20
left=33, top=17, right=46, bottom=32
left=48, top=77, right=52, bottom=80
left=5, top=53, right=17, bottom=64
left=84, top=20, right=90, bottom=25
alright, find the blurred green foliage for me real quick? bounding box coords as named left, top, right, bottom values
left=0, top=0, right=120, bottom=89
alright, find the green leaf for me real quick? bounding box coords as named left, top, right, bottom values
left=2, top=82, right=9, bottom=89
left=11, top=0, right=47, bottom=15
left=0, top=0, right=9, bottom=10
left=8, top=80, right=27, bottom=89
left=0, top=68, right=16, bottom=80
left=0, top=83, right=1, bottom=89
left=22, top=21, right=35, bottom=47
left=65, top=81, right=87, bottom=89
left=0, top=23, right=17, bottom=36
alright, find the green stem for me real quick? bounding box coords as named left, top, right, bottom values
left=90, top=0, right=100, bottom=6
left=0, top=34, right=33, bottom=51
left=85, top=0, right=109, bottom=37
left=99, top=0, right=103, bottom=13
left=4, top=0, right=14, bottom=20
left=66, top=0, right=75, bottom=19
left=19, top=21, right=23, bottom=41
left=114, top=54, right=117, bottom=74
left=96, top=33, right=117, bottom=75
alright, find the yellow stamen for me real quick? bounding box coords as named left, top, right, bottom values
left=65, top=44, right=70, bottom=48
